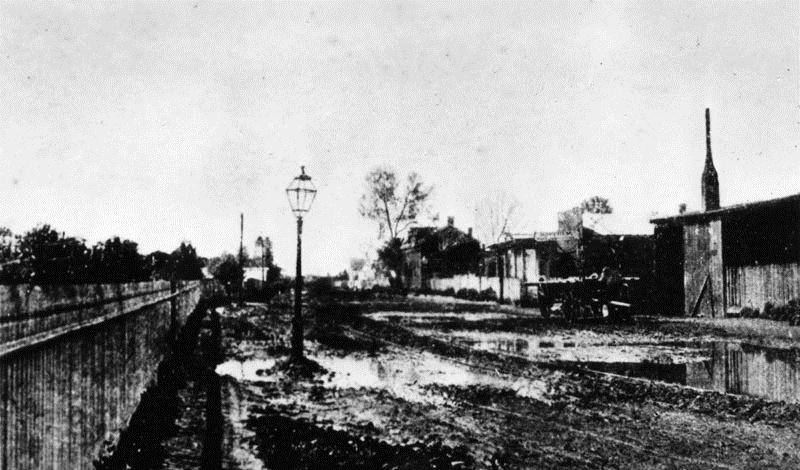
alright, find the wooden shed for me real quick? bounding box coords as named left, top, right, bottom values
left=650, top=109, right=800, bottom=316
left=651, top=193, right=800, bottom=317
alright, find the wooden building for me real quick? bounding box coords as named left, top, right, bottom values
left=651, top=109, right=800, bottom=316
left=485, top=210, right=653, bottom=305
left=402, top=217, right=481, bottom=289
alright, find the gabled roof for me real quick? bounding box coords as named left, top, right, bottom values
left=403, top=224, right=476, bottom=252
left=650, top=192, right=800, bottom=225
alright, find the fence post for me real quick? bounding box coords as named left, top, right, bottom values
left=170, top=280, right=178, bottom=343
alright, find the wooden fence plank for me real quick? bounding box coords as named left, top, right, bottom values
left=726, top=262, right=800, bottom=310
left=0, top=280, right=203, bottom=469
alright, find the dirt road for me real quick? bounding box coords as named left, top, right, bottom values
left=215, top=295, right=800, bottom=469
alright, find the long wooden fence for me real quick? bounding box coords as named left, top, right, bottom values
left=0, top=280, right=203, bottom=470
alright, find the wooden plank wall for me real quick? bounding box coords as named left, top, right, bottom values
left=0, top=280, right=201, bottom=470
left=683, top=220, right=724, bottom=317
left=726, top=262, right=800, bottom=310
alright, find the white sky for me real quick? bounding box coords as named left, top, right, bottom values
left=1, top=1, right=798, bottom=275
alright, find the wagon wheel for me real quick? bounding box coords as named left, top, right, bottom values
left=538, top=291, right=551, bottom=319
left=562, top=290, right=579, bottom=323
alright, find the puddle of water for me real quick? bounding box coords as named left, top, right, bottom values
left=426, top=330, right=708, bottom=364
left=579, top=342, right=800, bottom=403
left=681, top=342, right=800, bottom=403
left=368, top=311, right=520, bottom=324
left=435, top=329, right=800, bottom=403
left=216, top=359, right=277, bottom=382
left=216, top=349, right=549, bottom=404
left=310, top=350, right=549, bottom=404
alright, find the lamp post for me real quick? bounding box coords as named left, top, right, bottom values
left=285, top=166, right=317, bottom=360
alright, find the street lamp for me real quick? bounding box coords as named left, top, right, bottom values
left=285, top=165, right=317, bottom=360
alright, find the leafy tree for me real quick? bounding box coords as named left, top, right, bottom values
left=255, top=236, right=273, bottom=267
left=266, top=263, right=282, bottom=285
left=349, top=257, right=366, bottom=272
left=211, top=253, right=243, bottom=291
left=359, top=166, right=433, bottom=240
left=0, top=227, right=19, bottom=283
left=580, top=196, right=613, bottom=215
left=169, top=242, right=204, bottom=280
left=90, top=237, right=148, bottom=283
left=144, top=250, right=172, bottom=281
left=15, top=225, right=91, bottom=284
left=375, top=237, right=404, bottom=287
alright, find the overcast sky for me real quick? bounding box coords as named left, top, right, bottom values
left=1, top=1, right=798, bottom=275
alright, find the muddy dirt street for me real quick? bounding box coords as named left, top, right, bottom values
left=214, top=295, right=800, bottom=469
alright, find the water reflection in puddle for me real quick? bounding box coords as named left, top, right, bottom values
left=368, top=311, right=517, bottom=323
left=217, top=350, right=549, bottom=404
left=431, top=330, right=707, bottom=364
left=216, top=359, right=277, bottom=382
left=437, top=330, right=800, bottom=403
left=573, top=343, right=800, bottom=403
left=678, top=343, right=800, bottom=403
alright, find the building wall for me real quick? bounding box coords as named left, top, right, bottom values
left=726, top=262, right=800, bottom=310
left=501, top=248, right=538, bottom=281
left=683, top=219, right=724, bottom=317
left=653, top=223, right=685, bottom=316
left=403, top=250, right=423, bottom=289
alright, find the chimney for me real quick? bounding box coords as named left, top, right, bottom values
left=467, top=227, right=473, bottom=237
left=701, top=108, right=720, bottom=211
left=447, top=216, right=454, bottom=227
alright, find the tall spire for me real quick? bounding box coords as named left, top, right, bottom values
left=701, top=108, right=720, bottom=211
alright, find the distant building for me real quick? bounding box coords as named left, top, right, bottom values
left=346, top=263, right=390, bottom=290
left=486, top=212, right=653, bottom=298
left=650, top=109, right=800, bottom=316
left=402, top=217, right=481, bottom=289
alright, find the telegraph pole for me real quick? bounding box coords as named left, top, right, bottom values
left=239, top=213, right=244, bottom=305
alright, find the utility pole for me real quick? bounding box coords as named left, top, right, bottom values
left=261, top=234, right=266, bottom=285
left=239, top=213, right=244, bottom=305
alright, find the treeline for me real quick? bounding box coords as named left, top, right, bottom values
left=0, top=225, right=204, bottom=285
left=206, top=247, right=287, bottom=298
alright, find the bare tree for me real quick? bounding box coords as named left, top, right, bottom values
left=473, top=190, right=521, bottom=245
left=358, top=166, right=433, bottom=240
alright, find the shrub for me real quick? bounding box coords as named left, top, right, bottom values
left=763, top=301, right=774, bottom=319
left=442, top=287, right=456, bottom=297
left=740, top=306, right=757, bottom=318
left=306, top=277, right=335, bottom=299
left=520, top=290, right=536, bottom=308
left=753, top=298, right=800, bottom=322
left=416, top=286, right=433, bottom=296
left=478, top=288, right=497, bottom=302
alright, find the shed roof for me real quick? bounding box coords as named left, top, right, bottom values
left=650, top=192, right=800, bottom=225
